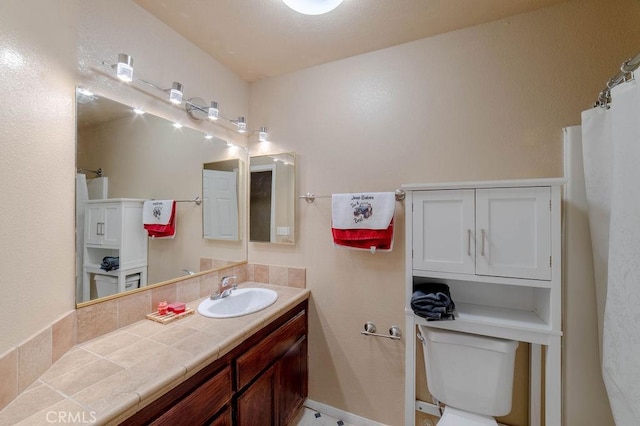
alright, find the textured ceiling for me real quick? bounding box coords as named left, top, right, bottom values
left=133, top=0, right=571, bottom=82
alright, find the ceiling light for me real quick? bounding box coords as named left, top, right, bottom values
left=282, top=0, right=344, bottom=15
left=116, top=54, right=134, bottom=82
left=133, top=107, right=145, bottom=115
left=204, top=134, right=213, bottom=140
left=169, top=82, right=183, bottom=104
left=236, top=117, right=247, bottom=133
left=173, top=122, right=183, bottom=129
left=259, top=127, right=268, bottom=142
left=208, top=101, right=219, bottom=121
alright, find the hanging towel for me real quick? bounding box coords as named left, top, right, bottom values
left=411, top=282, right=456, bottom=321
left=143, top=200, right=177, bottom=239
left=331, top=192, right=395, bottom=251
left=331, top=192, right=395, bottom=229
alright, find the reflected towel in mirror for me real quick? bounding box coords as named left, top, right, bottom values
left=143, top=200, right=176, bottom=238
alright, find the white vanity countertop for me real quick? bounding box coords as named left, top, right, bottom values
left=0, top=283, right=310, bottom=426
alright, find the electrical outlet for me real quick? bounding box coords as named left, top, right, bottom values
left=276, top=226, right=290, bottom=236
left=422, top=420, right=434, bottom=426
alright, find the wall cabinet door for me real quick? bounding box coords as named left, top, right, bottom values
left=412, top=190, right=475, bottom=274
left=475, top=187, right=551, bottom=280
left=85, top=204, right=106, bottom=245
left=101, top=203, right=122, bottom=246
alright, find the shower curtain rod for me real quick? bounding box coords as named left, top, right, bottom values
left=595, top=51, right=640, bottom=108
left=77, top=167, right=103, bottom=177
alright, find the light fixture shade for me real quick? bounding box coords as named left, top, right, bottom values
left=208, top=101, right=219, bottom=120
left=282, top=0, right=344, bottom=15
left=169, top=82, right=183, bottom=104
left=236, top=117, right=247, bottom=133
left=116, top=54, right=134, bottom=82
left=259, top=126, right=268, bottom=141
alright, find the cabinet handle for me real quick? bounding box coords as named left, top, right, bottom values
left=467, top=229, right=472, bottom=256
left=481, top=228, right=486, bottom=256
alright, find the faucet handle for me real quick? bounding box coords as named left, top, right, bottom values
left=221, top=275, right=237, bottom=286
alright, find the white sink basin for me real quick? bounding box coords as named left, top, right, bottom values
left=197, top=288, right=278, bottom=318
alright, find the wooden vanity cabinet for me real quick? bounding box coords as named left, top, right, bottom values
left=120, top=300, right=308, bottom=426
left=236, top=309, right=307, bottom=425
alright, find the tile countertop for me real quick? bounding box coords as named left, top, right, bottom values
left=0, top=283, right=310, bottom=426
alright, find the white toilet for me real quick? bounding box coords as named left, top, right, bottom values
left=418, top=325, right=519, bottom=426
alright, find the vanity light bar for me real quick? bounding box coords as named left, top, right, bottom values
left=102, top=53, right=268, bottom=140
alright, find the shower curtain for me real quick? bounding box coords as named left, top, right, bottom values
left=582, top=73, right=640, bottom=425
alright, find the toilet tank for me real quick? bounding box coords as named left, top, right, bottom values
left=419, top=326, right=519, bottom=417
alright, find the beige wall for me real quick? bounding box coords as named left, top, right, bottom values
left=0, top=0, right=249, bottom=354
left=2, top=0, right=640, bottom=424
left=248, top=0, right=640, bottom=424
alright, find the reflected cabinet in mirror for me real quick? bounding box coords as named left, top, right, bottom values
left=76, top=88, right=247, bottom=304
left=250, top=153, right=296, bottom=244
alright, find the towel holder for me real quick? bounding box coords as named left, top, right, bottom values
left=152, top=197, right=202, bottom=206
left=299, top=189, right=405, bottom=204
left=361, top=322, right=402, bottom=340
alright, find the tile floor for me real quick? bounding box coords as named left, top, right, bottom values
left=294, top=407, right=355, bottom=426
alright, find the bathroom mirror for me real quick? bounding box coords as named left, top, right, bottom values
left=249, top=152, right=296, bottom=244
left=76, top=89, right=247, bottom=304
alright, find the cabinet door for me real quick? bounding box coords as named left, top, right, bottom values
left=275, top=337, right=307, bottom=426
left=237, top=367, right=274, bottom=426
left=208, top=407, right=231, bottom=426
left=84, top=204, right=105, bottom=245
left=101, top=203, right=122, bottom=246
left=475, top=187, right=551, bottom=280
left=413, top=190, right=475, bottom=274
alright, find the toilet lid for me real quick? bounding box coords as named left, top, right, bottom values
left=437, top=406, right=498, bottom=426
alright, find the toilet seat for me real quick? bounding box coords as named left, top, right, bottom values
left=437, top=406, right=498, bottom=426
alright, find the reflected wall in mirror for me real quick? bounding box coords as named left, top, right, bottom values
left=76, top=88, right=247, bottom=304
left=249, top=153, right=296, bottom=244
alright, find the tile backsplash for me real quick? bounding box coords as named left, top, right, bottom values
left=0, top=262, right=305, bottom=411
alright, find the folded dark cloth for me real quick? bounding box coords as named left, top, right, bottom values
left=411, top=283, right=455, bottom=321
left=100, top=256, right=119, bottom=272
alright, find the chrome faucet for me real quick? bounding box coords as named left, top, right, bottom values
left=211, top=275, right=237, bottom=300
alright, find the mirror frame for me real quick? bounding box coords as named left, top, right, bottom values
left=249, top=152, right=296, bottom=245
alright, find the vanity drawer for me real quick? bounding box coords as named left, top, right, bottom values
left=150, top=365, right=232, bottom=425
left=236, top=310, right=306, bottom=389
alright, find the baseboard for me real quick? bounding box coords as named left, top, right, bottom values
left=304, top=399, right=389, bottom=426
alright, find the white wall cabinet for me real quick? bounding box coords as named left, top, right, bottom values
left=403, top=179, right=564, bottom=426
left=82, top=199, right=148, bottom=302
left=413, top=186, right=551, bottom=281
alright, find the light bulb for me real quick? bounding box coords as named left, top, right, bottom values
left=236, top=117, right=247, bottom=133
left=208, top=101, right=219, bottom=121
left=116, top=54, right=133, bottom=82
left=169, top=82, right=183, bottom=105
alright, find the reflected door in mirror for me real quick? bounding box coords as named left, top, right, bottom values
left=250, top=169, right=274, bottom=242
left=203, top=169, right=239, bottom=240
